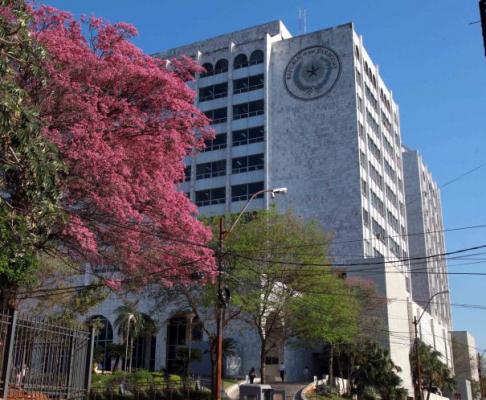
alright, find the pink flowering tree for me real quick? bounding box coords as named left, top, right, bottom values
left=27, top=5, right=216, bottom=288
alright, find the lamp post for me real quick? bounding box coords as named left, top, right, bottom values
left=213, top=187, right=287, bottom=400
left=412, top=290, right=449, bottom=400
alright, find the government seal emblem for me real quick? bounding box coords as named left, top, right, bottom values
left=284, top=46, right=341, bottom=101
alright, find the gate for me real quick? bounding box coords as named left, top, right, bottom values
left=0, top=309, right=95, bottom=399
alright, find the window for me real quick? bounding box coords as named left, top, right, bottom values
left=360, top=151, right=366, bottom=168
left=231, top=181, right=264, bottom=202
left=265, top=357, right=279, bottom=365
left=195, top=187, right=226, bottom=206
left=232, top=154, right=264, bottom=174
left=370, top=190, right=384, bottom=215
left=367, top=134, right=381, bottom=161
left=200, top=62, right=214, bottom=78
left=234, top=74, right=264, bottom=94
left=358, top=123, right=364, bottom=139
left=372, top=218, right=386, bottom=242
left=199, top=82, right=228, bottom=102
left=249, top=50, right=264, bottom=65
left=203, top=133, right=227, bottom=152
left=191, top=317, right=203, bottom=342
left=384, top=159, right=396, bottom=180
left=356, top=68, right=362, bottom=87
left=214, top=59, right=228, bottom=74
left=355, top=45, right=360, bottom=60
left=389, top=237, right=400, bottom=256
left=365, top=84, right=378, bottom=112
left=366, top=109, right=379, bottom=134
left=234, top=54, right=248, bottom=69
left=184, top=165, right=191, bottom=181
left=368, top=162, right=383, bottom=187
left=361, top=179, right=368, bottom=197
left=357, top=95, right=363, bottom=112
left=233, top=100, right=264, bottom=120
left=387, top=210, right=400, bottom=233
left=386, top=184, right=398, bottom=207
left=233, top=126, right=264, bottom=146
left=196, top=160, right=226, bottom=179
left=204, top=107, right=227, bottom=125
left=363, top=208, right=369, bottom=226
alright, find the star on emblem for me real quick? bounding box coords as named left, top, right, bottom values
left=307, top=63, right=319, bottom=77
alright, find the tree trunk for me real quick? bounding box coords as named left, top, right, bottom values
left=129, top=337, right=134, bottom=373
left=427, top=382, right=432, bottom=400
left=0, top=287, right=18, bottom=311
left=328, top=343, right=334, bottom=388
left=260, top=349, right=267, bottom=384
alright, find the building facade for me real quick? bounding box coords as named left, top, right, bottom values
left=73, top=20, right=453, bottom=390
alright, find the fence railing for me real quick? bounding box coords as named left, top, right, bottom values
left=0, top=309, right=94, bottom=399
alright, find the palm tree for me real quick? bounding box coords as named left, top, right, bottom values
left=114, top=304, right=146, bottom=373
left=107, top=343, right=126, bottom=371
left=410, top=340, right=456, bottom=400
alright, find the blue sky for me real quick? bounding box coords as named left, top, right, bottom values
left=38, top=0, right=486, bottom=352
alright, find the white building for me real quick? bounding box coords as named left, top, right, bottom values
left=75, top=20, right=453, bottom=390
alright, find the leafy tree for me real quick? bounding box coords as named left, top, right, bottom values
left=107, top=343, right=126, bottom=372
left=175, top=346, right=203, bottom=377
left=223, top=208, right=360, bottom=384
left=16, top=4, right=215, bottom=296
left=114, top=303, right=156, bottom=373
left=410, top=340, right=456, bottom=400
left=0, top=0, right=64, bottom=309
left=340, top=339, right=406, bottom=400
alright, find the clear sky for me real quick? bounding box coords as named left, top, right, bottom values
left=38, top=0, right=486, bottom=353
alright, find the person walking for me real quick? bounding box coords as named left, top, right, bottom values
left=249, top=367, right=257, bottom=384
left=303, top=366, right=309, bottom=382
left=279, top=362, right=286, bottom=382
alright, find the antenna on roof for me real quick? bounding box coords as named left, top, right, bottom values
left=299, top=8, right=307, bottom=35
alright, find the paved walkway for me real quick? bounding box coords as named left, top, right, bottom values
left=270, top=382, right=307, bottom=400
left=227, top=381, right=307, bottom=400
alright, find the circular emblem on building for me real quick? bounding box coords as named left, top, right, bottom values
left=284, top=46, right=341, bottom=100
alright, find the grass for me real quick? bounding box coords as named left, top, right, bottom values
left=222, top=379, right=239, bottom=390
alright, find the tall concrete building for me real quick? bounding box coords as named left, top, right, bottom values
left=156, top=19, right=416, bottom=390
left=403, top=148, right=453, bottom=331
left=71, top=20, right=453, bottom=390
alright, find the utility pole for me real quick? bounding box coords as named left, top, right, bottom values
left=212, top=188, right=287, bottom=400
left=412, top=290, right=449, bottom=400
left=478, top=352, right=484, bottom=400
left=214, top=217, right=225, bottom=400
left=413, top=316, right=423, bottom=400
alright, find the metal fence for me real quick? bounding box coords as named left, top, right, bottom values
left=0, top=309, right=94, bottom=399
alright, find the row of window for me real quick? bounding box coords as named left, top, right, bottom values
left=365, top=84, right=378, bottom=113
left=194, top=181, right=264, bottom=206
left=202, top=126, right=264, bottom=152
left=199, top=50, right=264, bottom=77
left=363, top=207, right=403, bottom=254
left=199, top=74, right=264, bottom=102
left=203, top=100, right=264, bottom=124
left=186, top=153, right=264, bottom=180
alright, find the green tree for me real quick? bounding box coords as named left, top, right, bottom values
left=341, top=339, right=406, bottom=400
left=224, top=208, right=358, bottom=383
left=114, top=303, right=156, bottom=373
left=410, top=340, right=456, bottom=400
left=175, top=346, right=203, bottom=377
left=0, top=0, right=64, bottom=309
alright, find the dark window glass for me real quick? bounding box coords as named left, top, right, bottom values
left=196, top=160, right=226, bottom=179
left=231, top=182, right=264, bottom=202
left=249, top=50, right=264, bottom=65
left=234, top=54, right=248, bottom=69
left=199, top=83, right=228, bottom=102
left=233, top=74, right=264, bottom=94
left=87, top=316, right=113, bottom=371
left=195, top=187, right=225, bottom=206
left=204, top=107, right=227, bottom=125
left=233, top=126, right=264, bottom=146
left=232, top=154, right=263, bottom=174
left=200, top=62, right=214, bottom=78
left=203, top=133, right=227, bottom=152
left=214, top=59, right=228, bottom=74
left=233, top=100, right=264, bottom=120
left=184, top=165, right=191, bottom=181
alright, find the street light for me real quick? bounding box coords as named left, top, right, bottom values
left=412, top=290, right=449, bottom=400
left=213, top=188, right=287, bottom=400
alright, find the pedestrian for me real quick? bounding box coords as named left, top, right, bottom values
left=279, top=362, right=286, bottom=382
left=303, top=366, right=309, bottom=382
left=249, top=367, right=257, bottom=384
